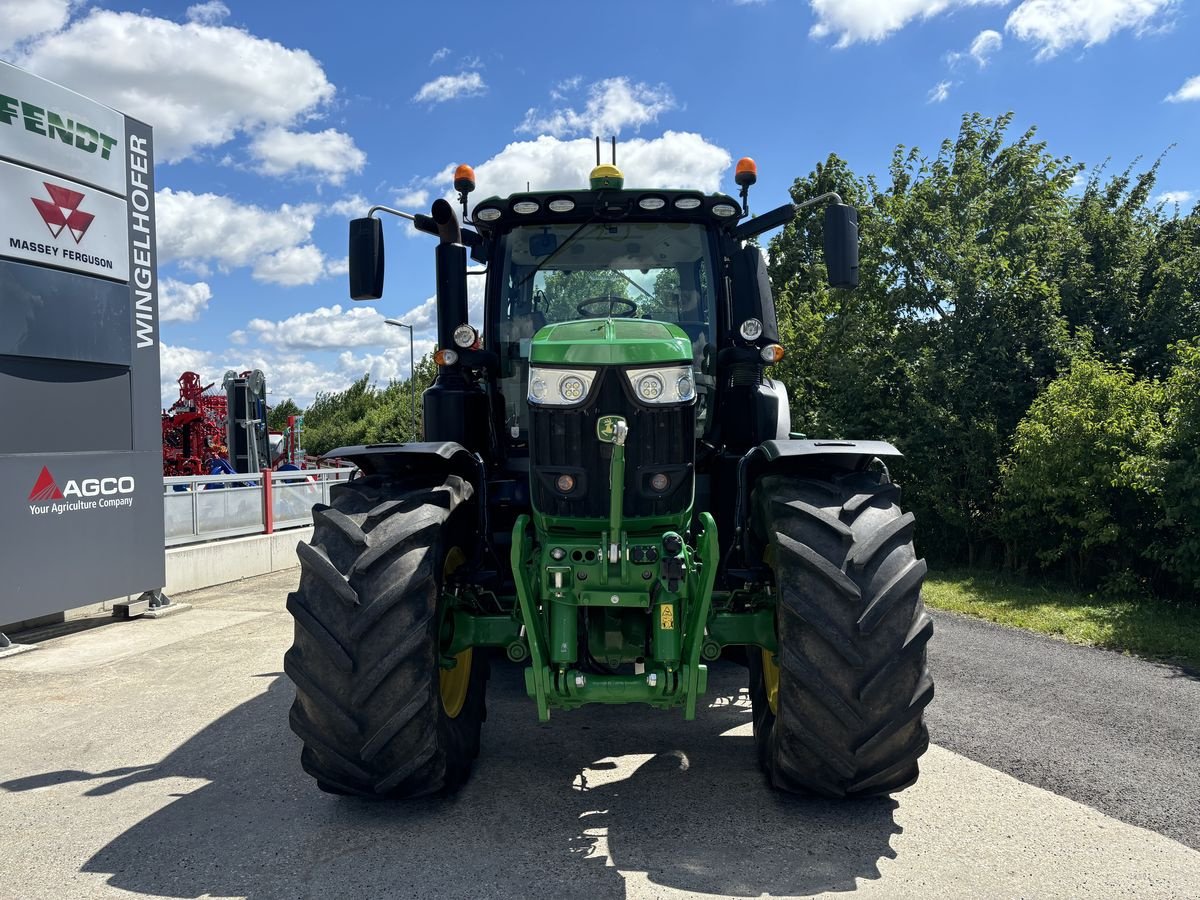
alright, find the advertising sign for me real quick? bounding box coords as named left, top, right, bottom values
left=0, top=60, right=163, bottom=628
left=0, top=61, right=127, bottom=195
left=0, top=159, right=130, bottom=281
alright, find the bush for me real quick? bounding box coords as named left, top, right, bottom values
left=997, top=357, right=1165, bottom=587
left=1155, top=342, right=1200, bottom=592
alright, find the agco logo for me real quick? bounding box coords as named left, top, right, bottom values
left=31, top=183, right=94, bottom=243
left=28, top=466, right=135, bottom=515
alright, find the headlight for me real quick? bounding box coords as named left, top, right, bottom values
left=527, top=367, right=597, bottom=406
left=625, top=365, right=696, bottom=405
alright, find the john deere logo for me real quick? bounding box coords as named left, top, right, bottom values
left=597, top=415, right=626, bottom=443
left=32, top=183, right=94, bottom=243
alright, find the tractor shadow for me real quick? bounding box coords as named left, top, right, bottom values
left=6, top=665, right=901, bottom=899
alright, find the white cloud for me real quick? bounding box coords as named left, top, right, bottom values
left=159, top=278, right=213, bottom=323
left=947, top=29, right=1003, bottom=66
left=809, top=0, right=1007, bottom=46
left=1154, top=190, right=1195, bottom=209
left=326, top=256, right=350, bottom=276
left=157, top=189, right=344, bottom=286
left=185, top=2, right=230, bottom=25
left=394, top=188, right=431, bottom=209
left=518, top=77, right=676, bottom=137
left=159, top=342, right=235, bottom=406
left=970, top=28, right=1004, bottom=64
left=928, top=80, right=953, bottom=103
left=246, top=304, right=395, bottom=350
left=251, top=244, right=327, bottom=286
left=157, top=188, right=319, bottom=270
left=1006, top=0, right=1176, bottom=59
left=412, top=71, right=486, bottom=104
left=550, top=75, right=582, bottom=102
left=428, top=132, right=730, bottom=201
left=1165, top=75, right=1200, bottom=102
left=429, top=46, right=450, bottom=64
left=18, top=9, right=335, bottom=162
left=326, top=194, right=371, bottom=218
left=249, top=127, right=366, bottom=184
left=159, top=342, right=341, bottom=407
left=0, top=0, right=71, bottom=55
left=338, top=342, right=438, bottom=384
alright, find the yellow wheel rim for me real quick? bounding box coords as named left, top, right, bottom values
left=761, top=648, right=780, bottom=716
left=440, top=647, right=473, bottom=719
left=759, top=543, right=781, bottom=716
left=439, top=547, right=472, bottom=719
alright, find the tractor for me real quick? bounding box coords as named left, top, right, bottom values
left=283, top=147, right=933, bottom=799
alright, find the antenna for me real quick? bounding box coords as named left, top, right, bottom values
left=595, top=136, right=601, bottom=166
left=611, top=136, right=616, bottom=165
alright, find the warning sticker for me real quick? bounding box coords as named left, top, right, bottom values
left=660, top=604, right=675, bottom=630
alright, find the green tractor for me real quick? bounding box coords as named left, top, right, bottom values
left=284, top=150, right=933, bottom=799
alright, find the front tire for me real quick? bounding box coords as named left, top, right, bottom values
left=284, top=474, right=487, bottom=799
left=749, top=471, right=933, bottom=797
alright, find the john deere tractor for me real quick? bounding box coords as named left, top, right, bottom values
left=283, top=149, right=933, bottom=799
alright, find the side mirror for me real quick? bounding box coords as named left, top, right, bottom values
left=823, top=204, right=859, bottom=289
left=349, top=217, right=384, bottom=300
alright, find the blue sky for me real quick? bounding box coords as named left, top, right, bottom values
left=3, top=0, right=1197, bottom=405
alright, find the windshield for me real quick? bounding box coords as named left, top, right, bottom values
left=492, top=221, right=717, bottom=440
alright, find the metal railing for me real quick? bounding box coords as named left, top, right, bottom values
left=163, top=468, right=355, bottom=547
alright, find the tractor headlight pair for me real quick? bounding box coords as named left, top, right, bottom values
left=627, top=365, right=695, bottom=405
left=528, top=367, right=597, bottom=406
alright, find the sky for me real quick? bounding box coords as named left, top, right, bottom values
left=2, top=0, right=1198, bottom=407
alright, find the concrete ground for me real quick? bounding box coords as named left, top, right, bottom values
left=1, top=570, right=1199, bottom=900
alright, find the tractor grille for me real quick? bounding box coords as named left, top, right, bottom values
left=530, top=369, right=695, bottom=520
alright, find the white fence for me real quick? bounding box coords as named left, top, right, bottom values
left=163, top=468, right=355, bottom=547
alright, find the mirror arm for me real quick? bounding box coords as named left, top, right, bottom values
left=733, top=191, right=845, bottom=242
left=367, top=205, right=440, bottom=238
left=365, top=204, right=481, bottom=248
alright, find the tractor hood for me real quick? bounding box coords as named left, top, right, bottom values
left=529, top=318, right=692, bottom=367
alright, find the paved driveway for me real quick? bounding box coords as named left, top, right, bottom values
left=1, top=570, right=1197, bottom=899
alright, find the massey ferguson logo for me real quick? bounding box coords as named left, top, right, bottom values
left=27, top=465, right=135, bottom=516
left=31, top=183, right=94, bottom=243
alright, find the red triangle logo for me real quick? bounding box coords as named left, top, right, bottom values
left=29, top=466, right=64, bottom=502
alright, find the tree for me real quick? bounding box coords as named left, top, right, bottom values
left=1155, top=341, right=1200, bottom=593
left=768, top=113, right=1080, bottom=563
left=301, top=375, right=376, bottom=455
left=539, top=269, right=630, bottom=321
left=267, top=398, right=300, bottom=432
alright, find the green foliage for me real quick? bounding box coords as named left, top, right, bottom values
left=1155, top=342, right=1200, bottom=591
left=997, top=357, right=1165, bottom=586
left=770, top=113, right=1078, bottom=561
left=767, top=111, right=1200, bottom=597
left=301, top=354, right=437, bottom=456
left=266, top=398, right=300, bottom=432
left=539, top=270, right=630, bottom=321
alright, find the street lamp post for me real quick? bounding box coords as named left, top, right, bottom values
left=384, top=319, right=417, bottom=440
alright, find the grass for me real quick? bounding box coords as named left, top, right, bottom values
left=923, top=567, right=1200, bottom=672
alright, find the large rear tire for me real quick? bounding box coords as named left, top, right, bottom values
left=749, top=470, right=933, bottom=797
left=284, top=474, right=487, bottom=799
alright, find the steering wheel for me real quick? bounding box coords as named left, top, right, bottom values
left=576, top=295, right=638, bottom=318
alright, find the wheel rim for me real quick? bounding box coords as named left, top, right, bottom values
left=761, top=648, right=780, bottom=715
left=439, top=547, right=472, bottom=719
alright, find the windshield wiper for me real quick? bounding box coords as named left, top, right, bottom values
left=516, top=216, right=599, bottom=290
left=608, top=268, right=654, bottom=301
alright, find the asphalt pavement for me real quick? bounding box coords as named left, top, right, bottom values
left=0, top=570, right=1198, bottom=899
left=925, top=609, right=1200, bottom=851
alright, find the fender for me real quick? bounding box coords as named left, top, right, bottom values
left=724, top=438, right=905, bottom=577
left=758, top=438, right=903, bottom=472
left=322, top=440, right=479, bottom=480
